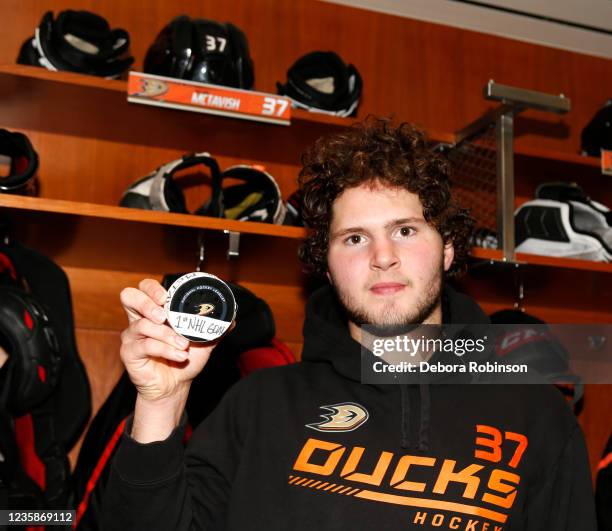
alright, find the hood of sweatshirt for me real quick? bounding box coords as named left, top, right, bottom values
left=301, top=283, right=491, bottom=450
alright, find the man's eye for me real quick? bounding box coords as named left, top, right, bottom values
left=345, top=234, right=363, bottom=245
left=398, top=226, right=415, bottom=237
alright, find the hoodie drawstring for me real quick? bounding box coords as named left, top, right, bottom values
left=418, top=384, right=431, bottom=452
left=400, top=384, right=410, bottom=449
left=400, top=384, right=431, bottom=452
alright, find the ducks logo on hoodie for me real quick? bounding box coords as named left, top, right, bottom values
left=306, top=402, right=369, bottom=432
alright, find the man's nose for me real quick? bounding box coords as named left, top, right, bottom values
left=370, top=237, right=400, bottom=271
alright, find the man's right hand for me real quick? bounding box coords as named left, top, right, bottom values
left=119, top=278, right=219, bottom=442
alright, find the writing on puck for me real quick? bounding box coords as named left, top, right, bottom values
left=165, top=272, right=237, bottom=343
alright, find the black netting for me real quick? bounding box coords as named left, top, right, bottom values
left=436, top=123, right=498, bottom=248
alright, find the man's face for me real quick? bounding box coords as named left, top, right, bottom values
left=327, top=182, right=454, bottom=332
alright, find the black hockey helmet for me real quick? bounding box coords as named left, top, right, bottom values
left=17, top=10, right=134, bottom=78
left=144, top=15, right=254, bottom=89
left=0, top=287, right=62, bottom=415
left=535, top=181, right=611, bottom=225
left=120, top=152, right=224, bottom=217
left=121, top=157, right=286, bottom=224
left=0, top=251, right=61, bottom=416
left=490, top=310, right=584, bottom=406
left=217, top=165, right=286, bottom=224
left=0, top=239, right=91, bottom=510
left=277, top=51, right=363, bottom=117
left=0, top=238, right=91, bottom=451
left=581, top=100, right=612, bottom=157
left=0, top=129, right=39, bottom=194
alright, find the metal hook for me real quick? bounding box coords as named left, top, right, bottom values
left=196, top=232, right=205, bottom=272
left=0, top=215, right=10, bottom=246
left=513, top=263, right=524, bottom=311
left=224, top=230, right=240, bottom=259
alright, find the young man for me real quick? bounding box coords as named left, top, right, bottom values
left=101, top=119, right=596, bottom=530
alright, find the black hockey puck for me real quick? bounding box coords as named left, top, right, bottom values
left=164, top=272, right=237, bottom=343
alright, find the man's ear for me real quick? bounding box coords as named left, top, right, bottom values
left=443, top=240, right=455, bottom=272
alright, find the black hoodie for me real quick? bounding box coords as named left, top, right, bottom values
left=100, top=285, right=596, bottom=530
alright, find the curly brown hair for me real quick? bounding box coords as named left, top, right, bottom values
left=298, top=116, right=474, bottom=278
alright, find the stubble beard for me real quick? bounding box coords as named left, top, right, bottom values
left=331, top=263, right=444, bottom=335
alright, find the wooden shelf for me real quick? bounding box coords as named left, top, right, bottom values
left=470, top=246, right=612, bottom=273
left=0, top=194, right=307, bottom=239
left=0, top=65, right=448, bottom=139
left=514, top=144, right=601, bottom=169
left=0, top=64, right=572, bottom=157
left=469, top=247, right=505, bottom=262
left=1, top=193, right=609, bottom=274
left=0, top=64, right=354, bottom=129
left=0, top=63, right=369, bottom=177
left=291, top=108, right=353, bottom=128
left=0, top=63, right=127, bottom=92
left=514, top=251, right=612, bottom=273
